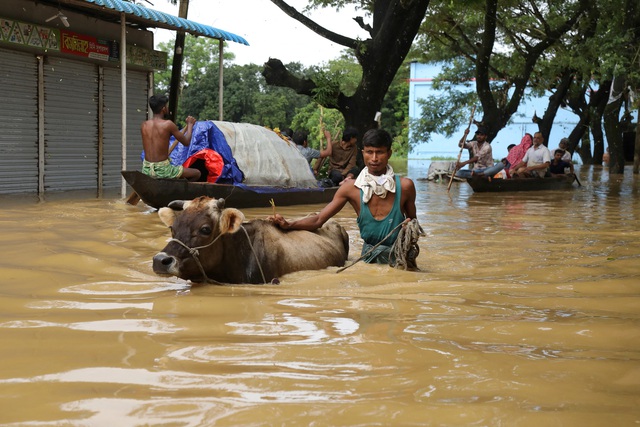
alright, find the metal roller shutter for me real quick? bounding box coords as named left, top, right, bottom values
left=103, top=68, right=148, bottom=188
left=0, top=48, right=38, bottom=194
left=43, top=57, right=98, bottom=191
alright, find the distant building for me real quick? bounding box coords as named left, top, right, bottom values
left=408, top=62, right=579, bottom=162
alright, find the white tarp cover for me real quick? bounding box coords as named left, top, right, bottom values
left=212, top=121, right=318, bottom=188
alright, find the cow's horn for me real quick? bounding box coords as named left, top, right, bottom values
left=215, top=198, right=225, bottom=210
left=167, top=200, right=186, bottom=211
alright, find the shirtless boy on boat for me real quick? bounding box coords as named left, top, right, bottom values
left=140, top=95, right=200, bottom=181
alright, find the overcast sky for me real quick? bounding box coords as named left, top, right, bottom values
left=149, top=0, right=368, bottom=66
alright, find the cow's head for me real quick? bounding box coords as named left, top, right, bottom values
left=152, top=196, right=245, bottom=282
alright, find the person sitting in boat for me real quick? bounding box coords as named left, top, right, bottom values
left=140, top=95, right=201, bottom=182
left=320, top=126, right=361, bottom=186
left=293, top=130, right=331, bottom=173
left=269, top=128, right=417, bottom=265
left=493, top=158, right=511, bottom=179
left=454, top=126, right=504, bottom=178
left=555, top=138, right=573, bottom=162
left=549, top=149, right=574, bottom=176
left=506, top=134, right=533, bottom=176
left=511, top=132, right=551, bottom=178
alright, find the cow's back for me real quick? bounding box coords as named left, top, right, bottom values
left=240, top=219, right=349, bottom=279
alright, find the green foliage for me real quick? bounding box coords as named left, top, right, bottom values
left=290, top=103, right=344, bottom=148
left=307, top=52, right=362, bottom=105
left=310, top=71, right=341, bottom=106
left=152, top=14, right=411, bottom=158
left=410, top=87, right=479, bottom=145
left=157, top=35, right=311, bottom=128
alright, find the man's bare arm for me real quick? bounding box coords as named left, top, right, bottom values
left=171, top=116, right=196, bottom=145
left=402, top=178, right=417, bottom=219
left=269, top=184, right=352, bottom=231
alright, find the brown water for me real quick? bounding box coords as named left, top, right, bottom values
left=0, top=163, right=639, bottom=426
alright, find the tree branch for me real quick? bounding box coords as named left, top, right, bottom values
left=269, top=0, right=359, bottom=49
left=354, top=16, right=373, bottom=36
left=261, top=58, right=318, bottom=97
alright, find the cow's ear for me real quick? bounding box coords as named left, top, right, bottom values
left=167, top=200, right=185, bottom=210
left=218, top=208, right=245, bottom=234
left=158, top=207, right=177, bottom=227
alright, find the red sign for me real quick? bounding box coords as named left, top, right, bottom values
left=60, top=30, right=110, bottom=61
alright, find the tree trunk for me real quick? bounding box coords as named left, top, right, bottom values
left=536, top=70, right=575, bottom=144
left=634, top=109, right=640, bottom=174
left=168, top=0, right=189, bottom=122
left=577, top=131, right=592, bottom=164
left=603, top=76, right=626, bottom=174
left=264, top=0, right=431, bottom=169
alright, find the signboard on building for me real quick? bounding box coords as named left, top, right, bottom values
left=0, top=18, right=59, bottom=49
left=0, top=16, right=166, bottom=70
left=60, top=30, right=110, bottom=61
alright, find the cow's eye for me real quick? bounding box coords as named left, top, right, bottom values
left=199, top=225, right=212, bottom=235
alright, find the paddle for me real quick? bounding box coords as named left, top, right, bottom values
left=574, top=173, right=582, bottom=187
left=447, top=106, right=477, bottom=192
left=126, top=139, right=180, bottom=206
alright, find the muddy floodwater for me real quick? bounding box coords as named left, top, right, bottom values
left=0, top=162, right=639, bottom=426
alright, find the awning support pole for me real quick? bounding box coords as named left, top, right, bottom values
left=219, top=39, right=223, bottom=121
left=120, top=12, right=127, bottom=198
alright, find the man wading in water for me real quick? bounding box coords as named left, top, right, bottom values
left=140, top=95, right=200, bottom=181
left=269, top=128, right=417, bottom=264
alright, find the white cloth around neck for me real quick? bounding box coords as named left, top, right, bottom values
left=354, top=165, right=396, bottom=203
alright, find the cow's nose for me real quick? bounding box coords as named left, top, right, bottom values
left=153, top=252, right=176, bottom=274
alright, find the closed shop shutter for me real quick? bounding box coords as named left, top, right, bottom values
left=43, top=57, right=98, bottom=191
left=0, top=48, right=38, bottom=194
left=103, top=68, right=148, bottom=188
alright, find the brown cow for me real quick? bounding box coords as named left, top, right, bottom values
left=153, top=196, right=349, bottom=284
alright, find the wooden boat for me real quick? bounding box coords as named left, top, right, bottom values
left=122, top=170, right=338, bottom=209
left=466, top=174, right=578, bottom=192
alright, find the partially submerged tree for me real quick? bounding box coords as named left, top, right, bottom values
left=263, top=0, right=431, bottom=166
left=412, top=0, right=589, bottom=144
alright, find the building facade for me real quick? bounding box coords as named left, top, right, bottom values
left=0, top=0, right=165, bottom=194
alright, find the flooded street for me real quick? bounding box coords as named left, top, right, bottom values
left=0, top=162, right=639, bottom=426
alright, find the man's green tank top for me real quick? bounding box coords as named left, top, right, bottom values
left=357, top=175, right=405, bottom=263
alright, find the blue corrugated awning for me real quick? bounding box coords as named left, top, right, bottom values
left=80, top=0, right=249, bottom=45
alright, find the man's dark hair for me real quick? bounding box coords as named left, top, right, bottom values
left=555, top=149, right=565, bottom=155
left=281, top=128, right=293, bottom=139
left=149, top=95, right=169, bottom=114
left=342, top=126, right=358, bottom=142
left=362, top=128, right=392, bottom=149
left=292, top=131, right=307, bottom=146
left=507, top=144, right=516, bottom=151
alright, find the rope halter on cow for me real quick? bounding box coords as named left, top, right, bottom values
left=168, top=225, right=268, bottom=285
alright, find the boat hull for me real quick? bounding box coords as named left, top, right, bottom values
left=467, top=174, right=577, bottom=192
left=122, top=171, right=338, bottom=209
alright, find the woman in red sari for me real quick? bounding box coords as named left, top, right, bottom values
left=506, top=133, right=533, bottom=176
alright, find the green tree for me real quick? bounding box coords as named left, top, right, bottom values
left=263, top=0, right=432, bottom=168
left=411, top=0, right=589, bottom=143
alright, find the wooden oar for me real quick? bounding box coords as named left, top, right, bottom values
left=447, top=106, right=477, bottom=192
left=314, top=105, right=330, bottom=175
left=126, top=139, right=180, bottom=206
left=574, top=173, right=582, bottom=187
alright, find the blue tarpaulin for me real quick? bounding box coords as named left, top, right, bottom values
left=169, top=121, right=244, bottom=184
left=142, top=120, right=320, bottom=190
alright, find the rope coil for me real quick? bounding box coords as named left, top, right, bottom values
left=389, top=219, right=424, bottom=270
left=337, top=218, right=424, bottom=273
